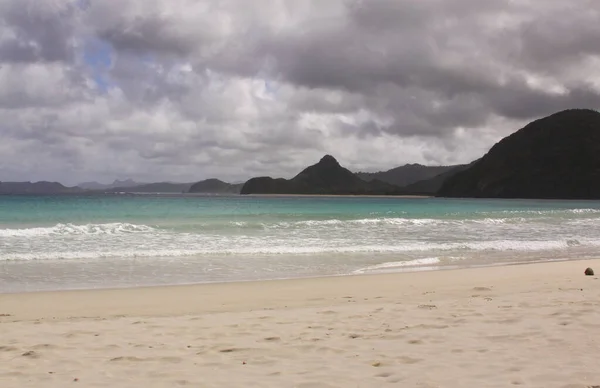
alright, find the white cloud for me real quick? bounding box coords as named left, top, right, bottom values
left=0, top=0, right=598, bottom=185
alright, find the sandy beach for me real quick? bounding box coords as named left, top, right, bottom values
left=1, top=260, right=600, bottom=388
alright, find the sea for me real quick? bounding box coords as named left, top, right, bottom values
left=1, top=194, right=599, bottom=293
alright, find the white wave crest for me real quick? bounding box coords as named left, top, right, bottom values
left=353, top=257, right=443, bottom=274
left=489, top=208, right=600, bottom=215
left=0, top=223, right=156, bottom=237
left=272, top=218, right=449, bottom=228
left=570, top=208, right=600, bottom=214
left=260, top=217, right=545, bottom=230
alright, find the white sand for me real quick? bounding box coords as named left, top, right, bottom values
left=1, top=259, right=600, bottom=388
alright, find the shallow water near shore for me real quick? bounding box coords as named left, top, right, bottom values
left=1, top=194, right=600, bottom=293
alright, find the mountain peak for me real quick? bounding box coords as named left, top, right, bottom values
left=241, top=154, right=401, bottom=195
left=318, top=154, right=340, bottom=166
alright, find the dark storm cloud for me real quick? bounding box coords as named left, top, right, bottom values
left=0, top=0, right=78, bottom=63
left=88, top=0, right=600, bottom=123
left=117, top=0, right=596, bottom=142
left=107, top=53, right=193, bottom=105
left=244, top=0, right=600, bottom=136
left=488, top=84, right=600, bottom=120
left=97, top=16, right=196, bottom=57
left=513, top=5, right=600, bottom=67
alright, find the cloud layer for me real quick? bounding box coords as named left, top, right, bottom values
left=1, top=0, right=599, bottom=184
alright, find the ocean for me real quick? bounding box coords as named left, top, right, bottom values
left=1, top=194, right=599, bottom=293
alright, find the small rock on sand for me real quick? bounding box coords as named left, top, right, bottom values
left=585, top=268, right=594, bottom=276
left=21, top=351, right=39, bottom=358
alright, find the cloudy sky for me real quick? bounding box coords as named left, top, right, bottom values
left=1, top=0, right=599, bottom=185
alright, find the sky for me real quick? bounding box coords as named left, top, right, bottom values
left=0, top=0, right=599, bottom=185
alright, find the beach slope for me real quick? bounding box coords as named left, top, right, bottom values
left=1, top=260, right=599, bottom=387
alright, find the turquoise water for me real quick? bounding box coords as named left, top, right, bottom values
left=1, top=194, right=600, bottom=292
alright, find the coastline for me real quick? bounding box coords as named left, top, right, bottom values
left=2, top=259, right=600, bottom=387
left=1, top=259, right=597, bottom=320
left=243, top=193, right=434, bottom=198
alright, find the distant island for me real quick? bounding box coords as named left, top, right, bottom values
left=188, top=179, right=243, bottom=194
left=0, top=180, right=242, bottom=195
left=84, top=179, right=244, bottom=194
left=356, top=164, right=457, bottom=187
left=96, top=182, right=195, bottom=194
left=77, top=179, right=142, bottom=190
left=0, top=181, right=81, bottom=195
left=240, top=155, right=407, bottom=195
left=239, top=157, right=472, bottom=196
left=3, top=109, right=599, bottom=199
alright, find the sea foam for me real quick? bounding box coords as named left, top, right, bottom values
left=0, top=223, right=156, bottom=237
left=352, top=257, right=443, bottom=274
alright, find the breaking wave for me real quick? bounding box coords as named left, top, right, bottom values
left=2, top=238, right=599, bottom=262
left=0, top=223, right=156, bottom=237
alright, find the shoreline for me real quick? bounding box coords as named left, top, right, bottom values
left=243, top=193, right=434, bottom=198
left=0, top=192, right=435, bottom=198
left=0, top=256, right=586, bottom=296
left=1, top=258, right=597, bottom=321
